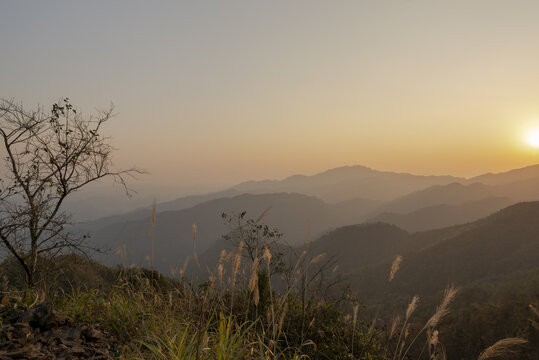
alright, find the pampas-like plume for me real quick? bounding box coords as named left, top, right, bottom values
left=530, top=304, right=539, bottom=330
left=389, top=255, right=402, bottom=282
left=425, top=285, right=458, bottom=328
left=278, top=304, right=288, bottom=334
left=179, top=256, right=189, bottom=278
left=217, top=264, right=224, bottom=285
left=294, top=250, right=307, bottom=272
left=404, top=323, right=410, bottom=339
left=192, top=223, right=200, bottom=268
left=389, top=315, right=401, bottom=340
left=262, top=246, right=272, bottom=266
left=150, top=200, right=156, bottom=271
left=305, top=221, right=311, bottom=247
left=477, top=338, right=527, bottom=360
left=400, top=286, right=458, bottom=360
left=429, top=329, right=439, bottom=346
left=232, top=241, right=244, bottom=281
left=256, top=206, right=272, bottom=222
left=251, top=264, right=260, bottom=305
left=249, top=258, right=259, bottom=294
left=530, top=304, right=539, bottom=317
left=151, top=199, right=156, bottom=228
left=352, top=304, right=360, bottom=329
left=406, top=296, right=420, bottom=321
left=218, top=249, right=227, bottom=263
left=309, top=253, right=326, bottom=266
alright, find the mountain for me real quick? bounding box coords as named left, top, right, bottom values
left=233, top=165, right=463, bottom=202
left=77, top=163, right=539, bottom=277
left=306, top=223, right=412, bottom=274
left=364, top=177, right=539, bottom=229
left=73, top=163, right=539, bottom=229
left=391, top=201, right=539, bottom=295
left=469, top=163, right=539, bottom=185
left=77, top=188, right=242, bottom=231
left=88, top=192, right=379, bottom=274
left=368, top=197, right=515, bottom=232
left=309, top=201, right=539, bottom=303
left=375, top=182, right=498, bottom=214
left=78, top=163, right=539, bottom=234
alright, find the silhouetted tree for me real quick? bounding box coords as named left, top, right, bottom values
left=0, top=98, right=141, bottom=288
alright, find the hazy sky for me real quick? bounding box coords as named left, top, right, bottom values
left=2, top=1, right=539, bottom=192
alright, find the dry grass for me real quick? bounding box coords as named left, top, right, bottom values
left=477, top=337, right=528, bottom=360
left=1, top=211, right=534, bottom=360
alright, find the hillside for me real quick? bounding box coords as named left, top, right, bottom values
left=368, top=197, right=514, bottom=232
left=469, top=163, right=539, bottom=185
left=306, top=223, right=411, bottom=274
left=88, top=192, right=379, bottom=274
left=335, top=201, right=539, bottom=302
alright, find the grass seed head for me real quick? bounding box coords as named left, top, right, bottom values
left=477, top=338, right=527, bottom=360
left=389, top=255, right=403, bottom=282
left=406, top=296, right=420, bottom=321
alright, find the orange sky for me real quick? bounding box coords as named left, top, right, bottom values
left=2, top=1, right=539, bottom=191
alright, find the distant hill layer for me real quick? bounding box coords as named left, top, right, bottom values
left=308, top=201, right=539, bottom=303
left=233, top=165, right=463, bottom=202
left=88, top=192, right=378, bottom=274
left=368, top=197, right=514, bottom=232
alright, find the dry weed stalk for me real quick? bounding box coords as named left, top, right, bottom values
left=217, top=264, right=224, bottom=286
left=425, top=285, right=458, bottom=328
left=406, top=295, right=420, bottom=321
left=309, top=253, right=326, bottom=266
left=400, top=286, right=458, bottom=360
left=351, top=303, right=360, bottom=356
left=389, top=315, right=401, bottom=340
left=256, top=206, right=272, bottom=223
left=477, top=337, right=527, bottom=360
left=192, top=223, right=200, bottom=269
left=179, top=256, right=189, bottom=279
left=150, top=200, right=157, bottom=272
left=389, top=255, right=402, bottom=282
left=249, top=258, right=260, bottom=306
left=393, top=296, right=419, bottom=360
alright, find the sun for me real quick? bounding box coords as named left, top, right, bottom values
left=525, top=129, right=539, bottom=148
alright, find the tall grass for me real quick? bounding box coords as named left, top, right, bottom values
left=0, top=209, right=532, bottom=360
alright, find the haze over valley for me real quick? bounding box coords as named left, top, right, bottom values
left=76, top=163, right=539, bottom=275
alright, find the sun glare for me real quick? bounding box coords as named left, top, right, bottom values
left=526, top=129, right=539, bottom=148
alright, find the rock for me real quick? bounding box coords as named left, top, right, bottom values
left=15, top=303, right=52, bottom=326
left=82, top=325, right=102, bottom=341
left=0, top=302, right=118, bottom=359
left=37, top=311, right=57, bottom=330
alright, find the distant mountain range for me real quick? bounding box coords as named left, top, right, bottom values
left=90, top=193, right=377, bottom=273
left=232, top=165, right=463, bottom=202
left=367, top=197, right=514, bottom=232
left=76, top=163, right=539, bottom=274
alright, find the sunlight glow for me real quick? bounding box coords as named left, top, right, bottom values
left=526, top=129, right=539, bottom=148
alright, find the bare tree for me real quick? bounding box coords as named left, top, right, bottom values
left=0, top=98, right=141, bottom=288
left=221, top=209, right=288, bottom=276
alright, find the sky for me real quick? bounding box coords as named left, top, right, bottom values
left=2, top=1, right=539, bottom=195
